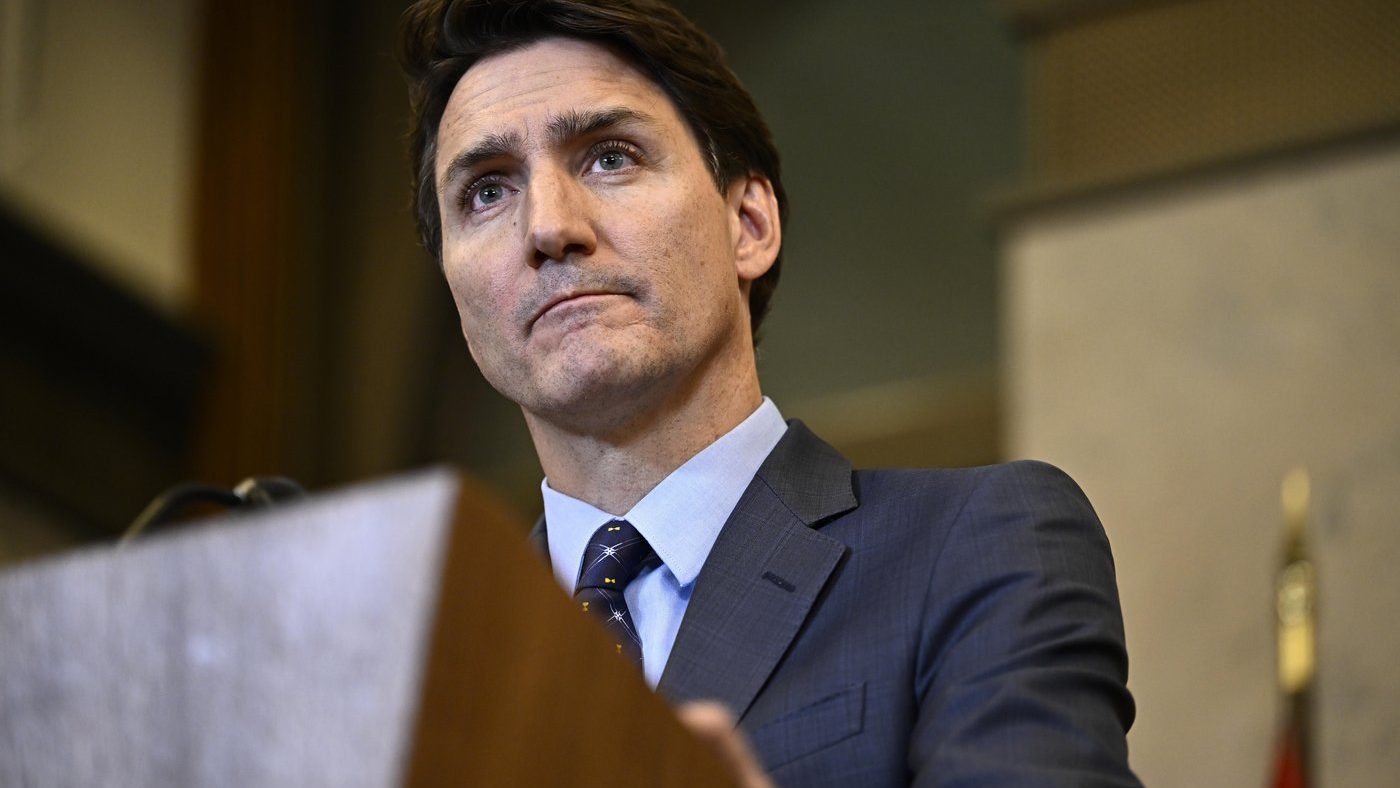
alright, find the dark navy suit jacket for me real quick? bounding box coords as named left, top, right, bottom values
left=532, top=421, right=1140, bottom=786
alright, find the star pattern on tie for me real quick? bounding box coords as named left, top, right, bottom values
left=575, top=519, right=654, bottom=665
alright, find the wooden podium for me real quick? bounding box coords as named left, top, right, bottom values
left=0, top=470, right=732, bottom=786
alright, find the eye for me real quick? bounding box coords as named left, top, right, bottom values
left=476, top=182, right=506, bottom=206
left=586, top=141, right=643, bottom=174
left=462, top=176, right=514, bottom=213
left=597, top=151, right=629, bottom=171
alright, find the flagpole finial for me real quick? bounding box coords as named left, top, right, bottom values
left=1276, top=466, right=1316, bottom=696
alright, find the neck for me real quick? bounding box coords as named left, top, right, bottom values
left=525, top=346, right=763, bottom=516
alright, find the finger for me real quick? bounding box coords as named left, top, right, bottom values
left=676, top=701, right=775, bottom=788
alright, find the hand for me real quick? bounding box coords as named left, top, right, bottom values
left=676, top=701, right=776, bottom=788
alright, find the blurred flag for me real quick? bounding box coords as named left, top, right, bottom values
left=1270, top=468, right=1316, bottom=788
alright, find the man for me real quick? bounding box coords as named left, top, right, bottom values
left=400, top=1, right=1140, bottom=785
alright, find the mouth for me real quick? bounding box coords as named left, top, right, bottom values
left=528, top=289, right=627, bottom=331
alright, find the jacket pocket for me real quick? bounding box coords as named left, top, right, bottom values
left=746, top=682, right=866, bottom=771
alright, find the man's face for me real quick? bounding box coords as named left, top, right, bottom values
left=434, top=37, right=760, bottom=430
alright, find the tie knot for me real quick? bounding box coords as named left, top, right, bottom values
left=575, top=519, right=653, bottom=593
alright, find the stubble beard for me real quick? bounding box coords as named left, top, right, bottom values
left=524, top=323, right=712, bottom=440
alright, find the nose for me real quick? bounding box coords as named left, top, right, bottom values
left=525, top=169, right=597, bottom=266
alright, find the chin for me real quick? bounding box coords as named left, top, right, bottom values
left=521, top=346, right=677, bottom=431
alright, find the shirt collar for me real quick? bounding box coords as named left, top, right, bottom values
left=543, top=397, right=788, bottom=591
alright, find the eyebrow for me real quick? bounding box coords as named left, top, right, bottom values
left=439, top=106, right=660, bottom=193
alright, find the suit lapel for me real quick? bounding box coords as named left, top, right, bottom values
left=656, top=421, right=857, bottom=720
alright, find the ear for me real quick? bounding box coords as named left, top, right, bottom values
left=727, top=174, right=781, bottom=284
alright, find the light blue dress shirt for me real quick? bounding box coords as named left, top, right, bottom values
left=543, top=397, right=788, bottom=687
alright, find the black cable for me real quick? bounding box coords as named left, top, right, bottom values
left=119, top=475, right=309, bottom=546
left=119, top=483, right=244, bottom=545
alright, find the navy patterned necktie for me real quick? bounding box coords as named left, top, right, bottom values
left=574, top=519, right=653, bottom=663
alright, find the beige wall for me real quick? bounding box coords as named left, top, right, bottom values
left=0, top=0, right=199, bottom=312
left=1003, top=140, right=1400, bottom=786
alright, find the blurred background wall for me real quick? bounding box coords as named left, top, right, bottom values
left=2, top=0, right=1397, bottom=784
left=1003, top=2, right=1400, bottom=784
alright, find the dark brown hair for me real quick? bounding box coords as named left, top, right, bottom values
left=399, top=0, right=786, bottom=342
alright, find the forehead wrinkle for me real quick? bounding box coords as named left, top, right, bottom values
left=435, top=74, right=559, bottom=186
